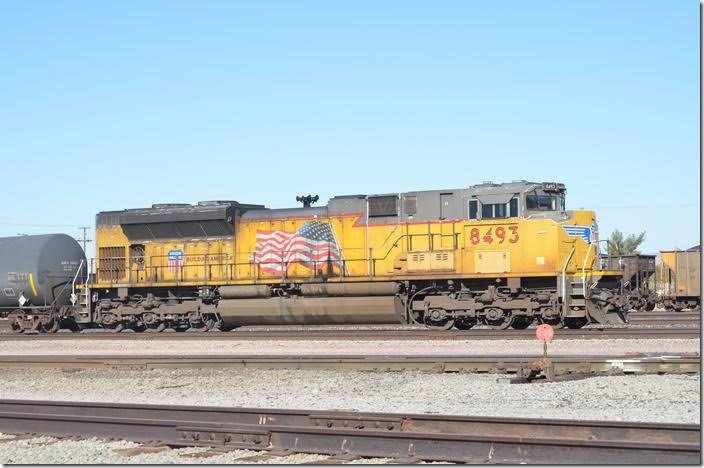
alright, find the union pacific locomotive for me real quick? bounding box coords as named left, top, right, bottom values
left=5, top=180, right=630, bottom=332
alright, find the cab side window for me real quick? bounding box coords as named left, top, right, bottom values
left=470, top=197, right=519, bottom=219
left=509, top=198, right=518, bottom=217
left=469, top=200, right=478, bottom=219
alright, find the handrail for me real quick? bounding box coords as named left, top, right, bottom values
left=561, top=246, right=576, bottom=314
left=70, top=259, right=85, bottom=306
left=84, top=259, right=90, bottom=299
left=581, top=242, right=594, bottom=298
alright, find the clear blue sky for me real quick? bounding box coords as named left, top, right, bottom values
left=0, top=0, right=699, bottom=255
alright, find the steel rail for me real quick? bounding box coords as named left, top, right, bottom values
left=0, top=326, right=698, bottom=341
left=630, top=311, right=700, bottom=316
left=0, top=312, right=698, bottom=333
left=0, top=399, right=697, bottom=464
left=0, top=353, right=697, bottom=374
left=627, top=312, right=700, bottom=325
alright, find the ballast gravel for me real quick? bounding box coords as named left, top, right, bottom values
left=0, top=336, right=697, bottom=463
left=0, top=337, right=697, bottom=356
left=0, top=433, right=393, bottom=464
left=0, top=368, right=697, bottom=464
left=0, top=367, right=697, bottom=424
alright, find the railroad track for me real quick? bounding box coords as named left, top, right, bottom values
left=0, top=326, right=698, bottom=341
left=0, top=399, right=697, bottom=463
left=628, top=312, right=700, bottom=325
left=0, top=353, right=697, bottom=374
left=0, top=311, right=698, bottom=335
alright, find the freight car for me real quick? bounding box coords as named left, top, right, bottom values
left=659, top=247, right=700, bottom=311
left=598, top=254, right=657, bottom=312
left=0, top=234, right=86, bottom=332
left=6, top=181, right=630, bottom=333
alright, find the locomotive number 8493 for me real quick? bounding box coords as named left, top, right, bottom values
left=4, top=180, right=629, bottom=333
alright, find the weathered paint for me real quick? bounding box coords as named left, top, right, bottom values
left=92, top=208, right=611, bottom=288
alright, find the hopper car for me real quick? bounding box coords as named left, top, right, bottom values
left=3, top=180, right=631, bottom=333
left=659, top=247, right=700, bottom=311
left=598, top=254, right=657, bottom=312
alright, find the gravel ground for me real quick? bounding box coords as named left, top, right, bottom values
left=0, top=433, right=394, bottom=464
left=0, top=334, right=697, bottom=463
left=0, top=337, right=697, bottom=356
left=0, top=367, right=698, bottom=424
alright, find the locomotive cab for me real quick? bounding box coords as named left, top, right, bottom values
left=524, top=183, right=566, bottom=217
left=465, top=181, right=567, bottom=222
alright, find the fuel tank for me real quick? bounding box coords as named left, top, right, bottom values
left=218, top=294, right=405, bottom=326
left=0, top=234, right=87, bottom=310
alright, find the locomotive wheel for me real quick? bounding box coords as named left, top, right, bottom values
left=145, top=322, right=167, bottom=333
left=187, top=312, right=206, bottom=331
left=99, top=313, right=124, bottom=332
left=189, top=321, right=210, bottom=332
left=484, top=308, right=511, bottom=329
left=424, top=308, right=455, bottom=330
left=511, top=317, right=533, bottom=329
left=454, top=318, right=476, bottom=330
left=541, top=318, right=564, bottom=328
left=563, top=318, right=588, bottom=329
left=101, top=318, right=125, bottom=333
left=424, top=316, right=455, bottom=330
left=486, top=317, right=512, bottom=329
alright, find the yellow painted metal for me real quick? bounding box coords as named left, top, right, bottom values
left=92, top=208, right=604, bottom=289
left=28, top=273, right=38, bottom=297
left=660, top=249, right=701, bottom=297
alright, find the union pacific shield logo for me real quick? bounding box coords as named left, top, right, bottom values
left=167, top=249, right=185, bottom=273
left=562, top=224, right=596, bottom=244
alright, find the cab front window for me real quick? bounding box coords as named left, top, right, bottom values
left=526, top=194, right=557, bottom=211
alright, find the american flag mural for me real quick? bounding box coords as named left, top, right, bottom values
left=253, top=220, right=343, bottom=274
left=167, top=249, right=185, bottom=273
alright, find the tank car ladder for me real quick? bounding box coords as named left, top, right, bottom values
left=70, top=260, right=91, bottom=321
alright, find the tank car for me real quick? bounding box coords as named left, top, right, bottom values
left=0, top=234, right=86, bottom=332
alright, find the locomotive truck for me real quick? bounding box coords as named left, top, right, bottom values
left=4, top=180, right=630, bottom=332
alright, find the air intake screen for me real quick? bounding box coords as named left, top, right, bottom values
left=369, top=196, right=398, bottom=217
left=403, top=196, right=417, bottom=215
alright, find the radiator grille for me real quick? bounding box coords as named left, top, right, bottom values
left=98, top=246, right=126, bottom=281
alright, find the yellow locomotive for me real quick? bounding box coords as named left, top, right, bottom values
left=41, top=180, right=626, bottom=333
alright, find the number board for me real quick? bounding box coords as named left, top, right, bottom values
left=468, top=225, right=519, bottom=245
